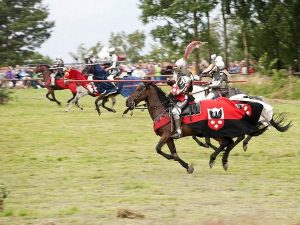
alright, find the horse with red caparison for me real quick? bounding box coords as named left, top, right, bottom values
left=33, top=64, right=78, bottom=105
left=125, top=83, right=269, bottom=173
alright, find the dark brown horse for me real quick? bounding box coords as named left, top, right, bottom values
left=34, top=65, right=78, bottom=106
left=125, top=83, right=267, bottom=173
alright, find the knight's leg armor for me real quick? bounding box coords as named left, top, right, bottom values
left=50, top=73, right=56, bottom=86
left=170, top=100, right=187, bottom=139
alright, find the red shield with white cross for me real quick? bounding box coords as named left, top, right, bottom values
left=207, top=107, right=224, bottom=130
left=236, top=103, right=252, bottom=116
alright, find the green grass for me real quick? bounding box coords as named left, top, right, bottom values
left=0, top=88, right=299, bottom=225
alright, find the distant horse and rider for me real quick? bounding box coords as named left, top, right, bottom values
left=81, top=60, right=142, bottom=116
left=34, top=57, right=143, bottom=115
left=33, top=64, right=78, bottom=106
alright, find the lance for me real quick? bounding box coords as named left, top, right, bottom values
left=64, top=79, right=246, bottom=84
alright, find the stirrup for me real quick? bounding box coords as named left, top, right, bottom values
left=170, top=132, right=182, bottom=139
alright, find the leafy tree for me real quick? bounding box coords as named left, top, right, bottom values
left=143, top=43, right=177, bottom=62
left=251, top=0, right=300, bottom=71
left=139, top=0, right=219, bottom=71
left=230, top=0, right=255, bottom=74
left=109, top=30, right=146, bottom=63
left=0, top=0, right=54, bottom=66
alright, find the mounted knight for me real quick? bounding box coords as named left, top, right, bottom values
left=50, top=55, right=65, bottom=87
left=202, top=54, right=230, bottom=99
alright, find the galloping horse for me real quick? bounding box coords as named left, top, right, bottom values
left=63, top=68, right=97, bottom=112
left=126, top=83, right=269, bottom=173
left=191, top=84, right=292, bottom=150
left=34, top=65, right=77, bottom=105
left=84, top=63, right=142, bottom=116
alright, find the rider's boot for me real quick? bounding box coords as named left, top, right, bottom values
left=170, top=118, right=182, bottom=139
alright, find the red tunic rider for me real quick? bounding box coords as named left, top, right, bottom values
left=168, top=58, right=193, bottom=139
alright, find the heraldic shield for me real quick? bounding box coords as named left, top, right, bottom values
left=207, top=107, right=224, bottom=130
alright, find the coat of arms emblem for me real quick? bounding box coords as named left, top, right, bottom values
left=207, top=107, right=224, bottom=130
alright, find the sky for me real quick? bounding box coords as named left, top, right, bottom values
left=39, top=0, right=154, bottom=62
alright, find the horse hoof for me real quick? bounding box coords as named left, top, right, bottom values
left=187, top=165, right=194, bottom=174
left=243, top=144, right=248, bottom=151
left=209, top=161, right=215, bottom=169
left=223, top=163, right=228, bottom=171
left=65, top=109, right=69, bottom=112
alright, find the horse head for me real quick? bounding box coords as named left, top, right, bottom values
left=34, top=65, right=51, bottom=81
left=126, top=83, right=148, bottom=110
left=126, top=82, right=169, bottom=111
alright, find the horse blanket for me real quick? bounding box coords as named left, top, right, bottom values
left=92, top=64, right=118, bottom=96
left=117, top=76, right=143, bottom=98
left=45, top=77, right=77, bottom=94
left=64, top=69, right=90, bottom=88
left=153, top=97, right=263, bottom=138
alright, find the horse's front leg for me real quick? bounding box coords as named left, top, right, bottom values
left=65, top=92, right=83, bottom=112
left=46, top=89, right=61, bottom=106
left=95, top=96, right=102, bottom=116
left=67, top=93, right=76, bottom=104
left=102, top=96, right=116, bottom=113
left=205, top=137, right=219, bottom=152
left=166, top=140, right=194, bottom=173
left=74, top=89, right=89, bottom=111
left=155, top=135, right=174, bottom=161
left=192, top=136, right=209, bottom=148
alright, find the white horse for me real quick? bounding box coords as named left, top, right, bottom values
left=65, top=84, right=116, bottom=113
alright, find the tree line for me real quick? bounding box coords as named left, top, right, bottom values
left=1, top=0, right=299, bottom=74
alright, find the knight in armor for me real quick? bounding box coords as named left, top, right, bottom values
left=105, top=47, right=120, bottom=80
left=50, top=56, right=65, bottom=86
left=202, top=54, right=230, bottom=99
left=85, top=54, right=118, bottom=97
left=167, top=58, right=194, bottom=139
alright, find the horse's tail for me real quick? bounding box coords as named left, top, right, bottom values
left=270, top=112, right=292, bottom=132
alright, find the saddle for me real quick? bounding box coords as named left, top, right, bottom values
left=181, top=101, right=201, bottom=117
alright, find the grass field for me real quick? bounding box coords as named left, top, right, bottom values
left=0, top=88, right=299, bottom=225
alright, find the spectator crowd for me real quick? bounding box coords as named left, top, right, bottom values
left=0, top=59, right=255, bottom=89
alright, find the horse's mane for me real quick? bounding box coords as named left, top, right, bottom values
left=151, top=84, right=170, bottom=108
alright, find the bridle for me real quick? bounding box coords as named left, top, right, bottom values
left=127, top=85, right=147, bottom=110
left=126, top=84, right=171, bottom=115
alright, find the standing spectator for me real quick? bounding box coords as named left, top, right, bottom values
left=161, top=62, right=173, bottom=81
left=5, top=66, right=16, bottom=88
left=131, top=64, right=146, bottom=79
left=154, top=62, right=162, bottom=81
left=228, top=62, right=240, bottom=74
left=249, top=65, right=255, bottom=75
left=146, top=60, right=155, bottom=80
left=240, top=60, right=247, bottom=75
